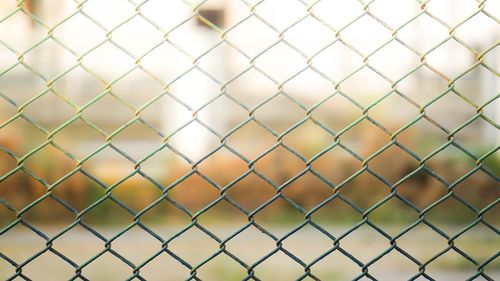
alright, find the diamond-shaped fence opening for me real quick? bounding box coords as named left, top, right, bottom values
left=0, top=0, right=498, bottom=280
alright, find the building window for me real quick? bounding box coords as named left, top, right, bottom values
left=196, top=8, right=225, bottom=28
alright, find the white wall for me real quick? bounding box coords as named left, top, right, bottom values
left=0, top=0, right=498, bottom=150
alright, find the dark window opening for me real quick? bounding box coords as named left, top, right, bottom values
left=196, top=8, right=225, bottom=28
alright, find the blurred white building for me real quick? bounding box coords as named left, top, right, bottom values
left=0, top=0, right=498, bottom=163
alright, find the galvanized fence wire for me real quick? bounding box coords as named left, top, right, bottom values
left=0, top=0, right=498, bottom=280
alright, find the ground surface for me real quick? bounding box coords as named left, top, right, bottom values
left=1, top=224, right=498, bottom=280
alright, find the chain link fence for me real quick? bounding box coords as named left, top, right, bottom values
left=0, top=0, right=499, bottom=280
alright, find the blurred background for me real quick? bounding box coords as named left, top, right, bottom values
left=0, top=0, right=499, bottom=280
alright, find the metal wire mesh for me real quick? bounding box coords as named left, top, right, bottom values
left=0, top=0, right=499, bottom=280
